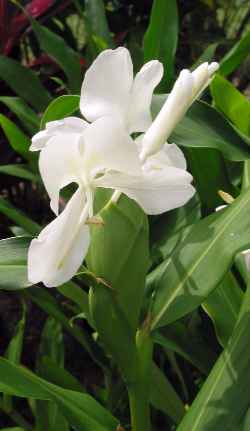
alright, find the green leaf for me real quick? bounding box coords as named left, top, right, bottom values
left=151, top=196, right=201, bottom=263
left=87, top=196, right=149, bottom=379
left=0, top=56, right=51, bottom=111
left=85, top=0, right=114, bottom=59
left=154, top=320, right=216, bottom=375
left=57, top=281, right=91, bottom=320
left=0, top=114, right=32, bottom=160
left=210, top=74, right=250, bottom=136
left=0, top=428, right=24, bottom=431
left=0, top=198, right=40, bottom=236
left=220, top=30, right=250, bottom=76
left=40, top=95, right=80, bottom=129
left=0, top=164, right=38, bottom=182
left=152, top=95, right=250, bottom=161
left=149, top=187, right=250, bottom=330
left=0, top=97, right=39, bottom=135
left=88, top=196, right=149, bottom=332
left=150, top=362, right=185, bottom=424
left=202, top=271, right=243, bottom=347
left=38, top=356, right=84, bottom=393
left=192, top=42, right=218, bottom=69
left=176, top=282, right=250, bottom=431
left=36, top=317, right=68, bottom=431
left=0, top=237, right=30, bottom=290
left=3, top=300, right=26, bottom=412
left=0, top=358, right=118, bottom=431
left=31, top=20, right=82, bottom=94
left=26, top=287, right=107, bottom=370
left=144, top=0, right=178, bottom=91
left=185, top=147, right=234, bottom=211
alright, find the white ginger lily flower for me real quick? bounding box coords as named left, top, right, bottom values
left=80, top=47, right=164, bottom=134
left=28, top=116, right=142, bottom=287
left=29, top=47, right=217, bottom=287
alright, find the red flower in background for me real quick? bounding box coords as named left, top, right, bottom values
left=0, top=0, right=69, bottom=55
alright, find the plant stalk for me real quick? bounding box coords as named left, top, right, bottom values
left=128, top=325, right=153, bottom=431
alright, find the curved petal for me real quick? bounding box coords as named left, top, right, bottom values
left=28, top=189, right=90, bottom=287
left=95, top=168, right=195, bottom=215
left=128, top=60, right=163, bottom=133
left=39, top=133, right=83, bottom=215
left=30, top=117, right=88, bottom=151
left=82, top=116, right=142, bottom=178
left=143, top=143, right=187, bottom=171
left=80, top=47, right=133, bottom=126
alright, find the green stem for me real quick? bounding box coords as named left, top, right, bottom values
left=128, top=383, right=151, bottom=431
left=128, top=326, right=153, bottom=431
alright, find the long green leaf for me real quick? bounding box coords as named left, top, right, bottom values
left=202, top=271, right=243, bottom=347
left=31, top=20, right=82, bottom=93
left=176, top=282, right=250, bottom=430
left=85, top=0, right=114, bottom=60
left=210, top=74, right=250, bottom=136
left=0, top=114, right=31, bottom=160
left=0, top=237, right=31, bottom=290
left=0, top=358, right=118, bottom=431
left=220, top=30, right=250, bottom=76
left=151, top=362, right=185, bottom=424
left=0, top=56, right=51, bottom=111
left=149, top=187, right=250, bottom=330
left=154, top=321, right=216, bottom=375
left=0, top=164, right=38, bottom=182
left=152, top=96, right=250, bottom=161
left=144, top=0, right=178, bottom=91
left=0, top=198, right=40, bottom=236
left=0, top=97, right=39, bottom=135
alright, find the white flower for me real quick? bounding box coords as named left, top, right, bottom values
left=140, top=62, right=219, bottom=161
left=28, top=116, right=142, bottom=286
left=80, top=47, right=163, bottom=134
left=28, top=47, right=204, bottom=287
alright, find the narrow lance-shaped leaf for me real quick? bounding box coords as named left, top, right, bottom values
left=0, top=237, right=31, bottom=291
left=149, top=187, right=250, bottom=330
left=0, top=358, right=118, bottom=431
left=85, top=0, right=114, bottom=60
left=31, top=19, right=82, bottom=94
left=150, top=362, right=185, bottom=425
left=0, top=55, right=51, bottom=111
left=0, top=114, right=32, bottom=160
left=219, top=30, right=250, bottom=77
left=144, top=0, right=178, bottom=91
left=202, top=271, right=243, bottom=347
left=176, top=281, right=250, bottom=431
left=0, top=97, right=39, bottom=135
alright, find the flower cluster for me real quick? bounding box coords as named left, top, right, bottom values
left=28, top=47, right=218, bottom=287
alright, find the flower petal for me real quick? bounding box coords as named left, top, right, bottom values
left=82, top=116, right=142, bottom=178
left=28, top=188, right=90, bottom=287
left=143, top=143, right=187, bottom=171
left=30, top=117, right=88, bottom=151
left=95, top=167, right=195, bottom=215
left=80, top=47, right=133, bottom=126
left=39, top=133, right=83, bottom=215
left=128, top=60, right=163, bottom=133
